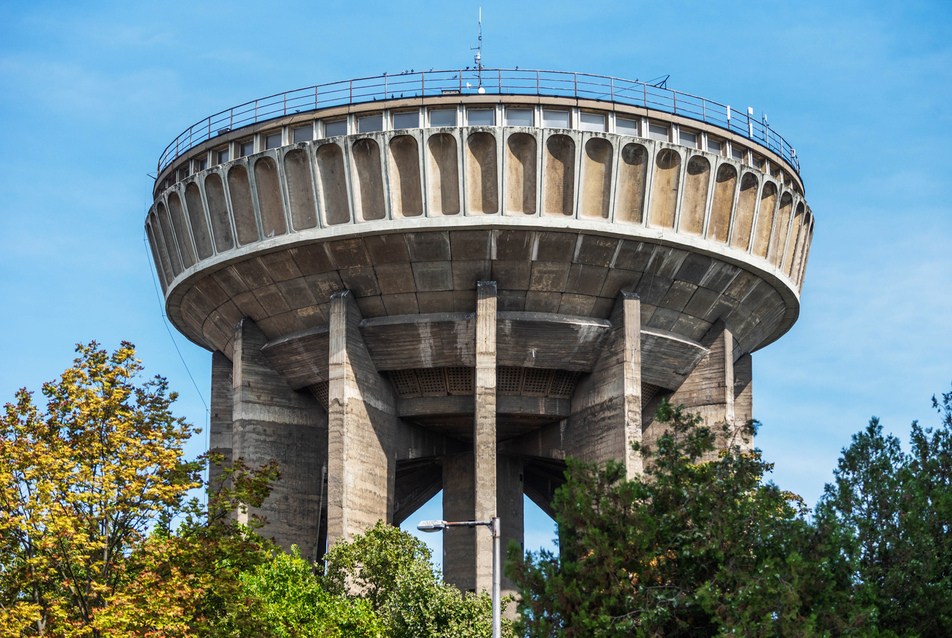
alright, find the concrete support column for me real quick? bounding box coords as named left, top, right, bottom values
left=443, top=452, right=476, bottom=592
left=231, top=318, right=326, bottom=560
left=326, top=290, right=398, bottom=548
left=209, top=350, right=233, bottom=489
left=670, top=320, right=735, bottom=427
left=474, top=280, right=498, bottom=592
left=497, top=454, right=524, bottom=598
left=733, top=352, right=754, bottom=451
left=564, top=291, right=643, bottom=478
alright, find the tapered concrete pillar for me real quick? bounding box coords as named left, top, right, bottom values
left=231, top=318, right=326, bottom=560
left=443, top=452, right=477, bottom=592
left=474, top=280, right=498, bottom=592
left=670, top=320, right=735, bottom=426
left=733, top=353, right=754, bottom=451
left=326, top=290, right=399, bottom=548
left=209, top=350, right=233, bottom=489
left=497, top=454, right=523, bottom=598
left=563, top=291, right=643, bottom=478
left=442, top=281, right=499, bottom=592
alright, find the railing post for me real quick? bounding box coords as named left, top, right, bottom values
left=315, top=86, right=319, bottom=110
left=421, top=72, right=425, bottom=96
left=384, top=73, right=388, bottom=98
left=673, top=92, right=677, bottom=115
left=255, top=99, right=258, bottom=123
left=610, top=77, right=614, bottom=101
left=643, top=82, right=647, bottom=108
left=498, top=68, right=501, bottom=93
left=536, top=70, right=539, bottom=94
left=574, top=72, right=577, bottom=97
left=460, top=70, right=463, bottom=93
left=283, top=92, right=287, bottom=116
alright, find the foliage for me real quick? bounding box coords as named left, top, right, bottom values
left=241, top=546, right=386, bottom=638
left=507, top=401, right=858, bottom=637
left=0, top=342, right=199, bottom=637
left=322, top=521, right=513, bottom=638
left=816, top=385, right=952, bottom=638
left=93, top=454, right=281, bottom=637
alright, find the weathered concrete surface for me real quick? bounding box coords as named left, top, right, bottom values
left=231, top=318, right=326, bottom=561
left=326, top=290, right=399, bottom=547
left=563, top=292, right=643, bottom=478
left=474, top=281, right=498, bottom=592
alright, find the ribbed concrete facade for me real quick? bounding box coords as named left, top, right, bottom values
left=147, top=75, right=812, bottom=595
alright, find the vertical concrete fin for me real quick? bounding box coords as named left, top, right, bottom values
left=326, top=290, right=399, bottom=549
left=563, top=291, right=643, bottom=478
left=231, top=317, right=327, bottom=561
left=733, top=352, right=754, bottom=451
left=209, top=350, right=233, bottom=489
left=664, top=321, right=753, bottom=450
left=474, top=280, right=498, bottom=592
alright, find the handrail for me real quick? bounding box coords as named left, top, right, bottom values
left=156, top=68, right=800, bottom=177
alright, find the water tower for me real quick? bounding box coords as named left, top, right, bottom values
left=146, top=69, right=812, bottom=594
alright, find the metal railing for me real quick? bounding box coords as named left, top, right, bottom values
left=157, top=68, right=800, bottom=176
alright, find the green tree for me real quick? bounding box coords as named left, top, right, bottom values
left=508, top=401, right=858, bottom=637
left=817, top=386, right=952, bottom=637
left=0, top=342, right=200, bottom=637
left=322, top=521, right=513, bottom=638
left=241, top=547, right=387, bottom=638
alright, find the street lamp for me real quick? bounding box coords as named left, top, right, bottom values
left=417, top=516, right=501, bottom=638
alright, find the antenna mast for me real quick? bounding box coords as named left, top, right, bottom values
left=471, top=7, right=483, bottom=87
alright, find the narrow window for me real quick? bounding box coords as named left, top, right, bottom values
left=217, top=148, right=229, bottom=164
left=265, top=132, right=282, bottom=149
left=293, top=125, right=313, bottom=143
left=679, top=130, right=698, bottom=148
left=393, top=111, right=420, bottom=129
left=506, top=108, right=533, bottom=126
left=648, top=122, right=669, bottom=142
left=731, top=145, right=745, bottom=162
left=707, top=138, right=723, bottom=154
left=324, top=119, right=347, bottom=137
left=542, top=109, right=570, bottom=128
left=468, top=108, right=495, bottom=126
left=429, top=108, right=457, bottom=127
left=239, top=140, right=254, bottom=157
left=357, top=113, right=383, bottom=133
left=616, top=117, right=639, bottom=136
left=195, top=158, right=207, bottom=172
left=579, top=112, right=605, bottom=132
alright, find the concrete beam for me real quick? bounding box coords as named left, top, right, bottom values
left=209, top=350, right=233, bottom=489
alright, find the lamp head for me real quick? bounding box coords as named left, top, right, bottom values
left=417, top=520, right=447, bottom=533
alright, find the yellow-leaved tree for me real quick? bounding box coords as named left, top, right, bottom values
left=0, top=342, right=200, bottom=637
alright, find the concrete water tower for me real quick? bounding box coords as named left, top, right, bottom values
left=146, top=69, right=813, bottom=594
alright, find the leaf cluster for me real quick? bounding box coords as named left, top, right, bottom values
left=508, top=401, right=858, bottom=637
left=816, top=385, right=952, bottom=637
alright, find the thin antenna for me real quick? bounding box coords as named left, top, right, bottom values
left=471, top=7, right=484, bottom=89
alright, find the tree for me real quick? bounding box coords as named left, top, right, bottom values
left=508, top=401, right=858, bottom=637
left=241, top=546, right=387, bottom=638
left=0, top=342, right=200, bottom=637
left=322, top=521, right=514, bottom=638
left=817, top=385, right=952, bottom=637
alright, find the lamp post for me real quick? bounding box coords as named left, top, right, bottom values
left=418, top=516, right=501, bottom=638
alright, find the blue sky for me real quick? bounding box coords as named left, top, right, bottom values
left=2, top=0, right=951, bottom=562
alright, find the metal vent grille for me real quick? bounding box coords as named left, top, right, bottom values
left=417, top=368, right=446, bottom=396
left=549, top=370, right=579, bottom=399
left=641, top=383, right=659, bottom=408
left=309, top=381, right=329, bottom=410
left=522, top=368, right=551, bottom=396
left=445, top=367, right=474, bottom=395
left=389, top=369, right=420, bottom=397
left=497, top=366, right=524, bottom=395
